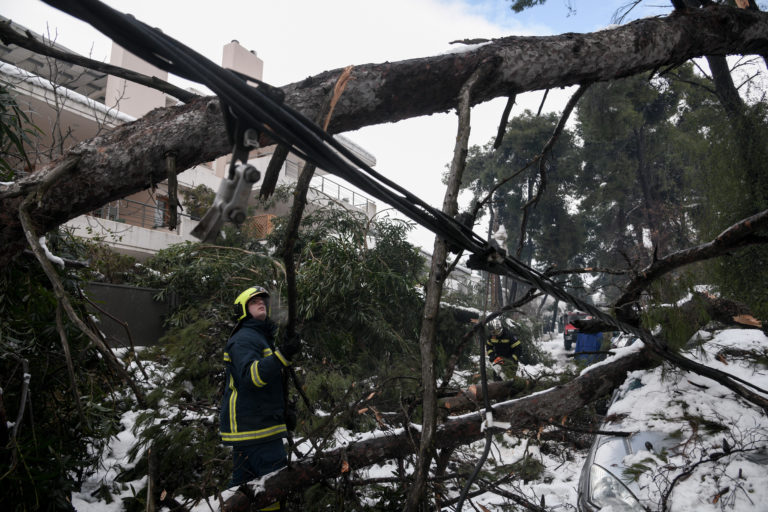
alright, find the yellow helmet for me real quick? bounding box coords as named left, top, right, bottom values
left=233, top=285, right=270, bottom=321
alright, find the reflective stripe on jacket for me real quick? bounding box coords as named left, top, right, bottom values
left=486, top=328, right=521, bottom=361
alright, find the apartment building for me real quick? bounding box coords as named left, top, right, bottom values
left=0, top=18, right=377, bottom=260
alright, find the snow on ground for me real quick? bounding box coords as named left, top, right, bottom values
left=72, top=328, right=768, bottom=511
left=71, top=409, right=148, bottom=512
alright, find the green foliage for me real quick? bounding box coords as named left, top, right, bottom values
left=0, top=257, right=122, bottom=511
left=683, top=412, right=728, bottom=435
left=50, top=228, right=139, bottom=284
left=576, top=72, right=707, bottom=279
left=623, top=458, right=658, bottom=482
left=274, top=204, right=427, bottom=373
left=98, top=202, right=445, bottom=508
left=180, top=184, right=216, bottom=220
left=694, top=103, right=768, bottom=318
left=156, top=318, right=227, bottom=402
left=131, top=241, right=282, bottom=328
left=462, top=111, right=587, bottom=298
left=120, top=410, right=230, bottom=510
left=498, top=454, right=546, bottom=483
left=508, top=0, right=549, bottom=13
left=641, top=274, right=712, bottom=350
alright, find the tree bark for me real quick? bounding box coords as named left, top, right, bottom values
left=224, top=348, right=655, bottom=511
left=438, top=378, right=533, bottom=415
left=2, top=6, right=768, bottom=264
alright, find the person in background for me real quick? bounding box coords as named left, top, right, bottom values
left=486, top=317, right=522, bottom=381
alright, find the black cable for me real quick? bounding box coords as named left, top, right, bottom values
left=42, top=0, right=765, bottom=405
left=454, top=327, right=495, bottom=511
left=43, top=0, right=486, bottom=259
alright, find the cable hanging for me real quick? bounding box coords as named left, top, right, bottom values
left=42, top=0, right=768, bottom=409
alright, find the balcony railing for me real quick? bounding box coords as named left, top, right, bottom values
left=90, top=198, right=191, bottom=230
left=285, top=160, right=375, bottom=212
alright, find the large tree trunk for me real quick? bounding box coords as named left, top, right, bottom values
left=2, top=6, right=768, bottom=264
left=223, top=348, right=655, bottom=511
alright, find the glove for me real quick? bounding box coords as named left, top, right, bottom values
left=280, top=334, right=302, bottom=361
left=491, top=363, right=504, bottom=381
left=493, top=357, right=504, bottom=365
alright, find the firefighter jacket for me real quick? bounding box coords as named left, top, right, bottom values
left=486, top=327, right=521, bottom=363
left=220, top=317, right=290, bottom=446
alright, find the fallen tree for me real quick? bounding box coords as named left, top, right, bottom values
left=223, top=347, right=655, bottom=510
left=2, top=5, right=768, bottom=265
left=4, top=3, right=768, bottom=510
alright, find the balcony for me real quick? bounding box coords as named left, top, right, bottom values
left=284, top=160, right=376, bottom=217
left=91, top=197, right=187, bottom=229
left=64, top=198, right=199, bottom=260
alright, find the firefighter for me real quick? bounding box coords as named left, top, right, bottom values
left=219, top=285, right=301, bottom=505
left=486, top=317, right=521, bottom=381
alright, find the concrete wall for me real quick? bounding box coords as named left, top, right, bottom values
left=65, top=215, right=200, bottom=261
left=105, top=44, right=168, bottom=118
left=85, top=282, right=171, bottom=347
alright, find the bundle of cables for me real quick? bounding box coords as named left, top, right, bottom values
left=44, top=0, right=656, bottom=343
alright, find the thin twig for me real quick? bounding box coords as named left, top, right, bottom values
left=10, top=358, right=30, bottom=441
left=0, top=20, right=196, bottom=103
left=492, top=94, right=516, bottom=149
left=55, top=303, right=87, bottom=428
left=542, top=417, right=632, bottom=437
left=536, top=88, right=549, bottom=116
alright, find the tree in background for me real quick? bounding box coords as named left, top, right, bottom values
left=573, top=67, right=713, bottom=303
left=462, top=111, right=586, bottom=308
left=695, top=98, right=768, bottom=316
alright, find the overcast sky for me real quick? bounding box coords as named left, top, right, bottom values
left=4, top=0, right=670, bottom=250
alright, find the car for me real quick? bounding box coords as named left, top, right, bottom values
left=576, top=328, right=768, bottom=511
left=576, top=375, right=678, bottom=512
left=562, top=310, right=592, bottom=350
left=609, top=332, right=638, bottom=349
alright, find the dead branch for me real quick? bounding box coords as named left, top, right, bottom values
left=438, top=378, right=532, bottom=414
left=492, top=94, right=517, bottom=149
left=407, top=61, right=492, bottom=512
left=18, top=192, right=146, bottom=407
left=55, top=303, right=86, bottom=428
left=0, top=19, right=197, bottom=103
